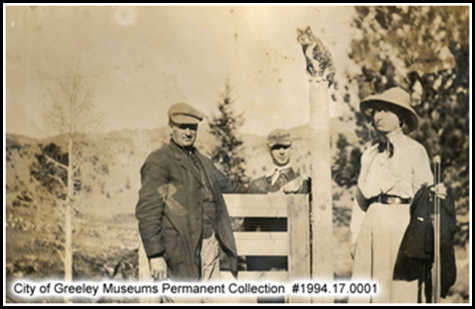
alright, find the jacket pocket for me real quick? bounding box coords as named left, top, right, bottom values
left=162, top=228, right=185, bottom=266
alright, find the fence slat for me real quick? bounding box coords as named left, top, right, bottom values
left=288, top=194, right=311, bottom=303
left=224, top=194, right=288, bottom=217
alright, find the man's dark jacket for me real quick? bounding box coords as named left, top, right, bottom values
left=247, top=167, right=309, bottom=194
left=136, top=141, right=243, bottom=280
left=393, top=187, right=457, bottom=299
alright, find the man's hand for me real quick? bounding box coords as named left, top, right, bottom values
left=430, top=183, right=447, bottom=200
left=149, top=257, right=167, bottom=280
left=282, top=176, right=307, bottom=194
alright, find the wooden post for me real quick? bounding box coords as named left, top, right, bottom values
left=296, top=26, right=335, bottom=303
left=309, top=81, right=334, bottom=303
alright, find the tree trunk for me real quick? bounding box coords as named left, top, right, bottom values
left=309, top=81, right=334, bottom=303
left=64, top=136, right=74, bottom=302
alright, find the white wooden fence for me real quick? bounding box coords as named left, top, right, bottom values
left=138, top=193, right=311, bottom=303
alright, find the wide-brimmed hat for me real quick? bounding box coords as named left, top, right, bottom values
left=267, top=129, right=292, bottom=148
left=168, top=102, right=204, bottom=124
left=360, top=87, right=419, bottom=133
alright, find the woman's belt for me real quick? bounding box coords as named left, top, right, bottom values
left=368, top=194, right=411, bottom=205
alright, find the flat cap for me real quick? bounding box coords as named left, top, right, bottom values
left=267, top=129, right=292, bottom=148
left=168, top=102, right=204, bottom=124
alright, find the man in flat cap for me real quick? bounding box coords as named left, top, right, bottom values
left=136, top=102, right=245, bottom=297
left=248, top=129, right=309, bottom=196
left=244, top=128, right=309, bottom=235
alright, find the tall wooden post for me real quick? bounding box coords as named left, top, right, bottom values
left=297, top=26, right=334, bottom=303
left=309, top=81, right=334, bottom=302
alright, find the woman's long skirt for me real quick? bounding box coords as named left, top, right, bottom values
left=350, top=202, right=418, bottom=303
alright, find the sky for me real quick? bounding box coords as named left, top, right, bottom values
left=5, top=5, right=360, bottom=139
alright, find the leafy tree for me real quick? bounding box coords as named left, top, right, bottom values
left=208, top=80, right=247, bottom=185
left=341, top=6, right=469, bottom=244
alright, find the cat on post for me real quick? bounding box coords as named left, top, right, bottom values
left=297, top=26, right=336, bottom=87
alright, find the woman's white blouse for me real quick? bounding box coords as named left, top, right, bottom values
left=358, top=129, right=434, bottom=199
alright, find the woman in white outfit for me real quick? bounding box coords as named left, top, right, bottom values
left=349, top=87, right=447, bottom=303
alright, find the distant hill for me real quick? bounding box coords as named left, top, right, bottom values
left=6, top=117, right=359, bottom=204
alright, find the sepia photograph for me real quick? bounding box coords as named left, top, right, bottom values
left=4, top=5, right=471, bottom=304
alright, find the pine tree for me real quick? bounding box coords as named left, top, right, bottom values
left=208, top=81, right=247, bottom=185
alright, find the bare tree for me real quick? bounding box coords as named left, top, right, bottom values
left=43, top=66, right=101, bottom=286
